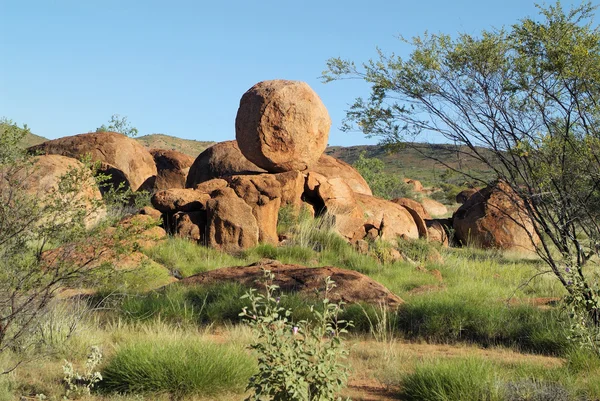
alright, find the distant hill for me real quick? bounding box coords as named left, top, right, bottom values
left=135, top=134, right=215, bottom=158
left=326, top=143, right=494, bottom=186
left=20, top=132, right=48, bottom=148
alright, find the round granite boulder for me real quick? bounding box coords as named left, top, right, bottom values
left=235, top=80, right=331, bottom=172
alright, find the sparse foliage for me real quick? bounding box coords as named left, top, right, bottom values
left=96, top=114, right=138, bottom=137
left=62, top=345, right=103, bottom=399
left=352, top=152, right=414, bottom=199
left=240, top=270, right=351, bottom=401
left=324, top=1, right=600, bottom=346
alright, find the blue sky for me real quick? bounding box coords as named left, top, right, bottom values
left=0, top=0, right=584, bottom=146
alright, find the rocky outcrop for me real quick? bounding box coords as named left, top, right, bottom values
left=29, top=131, right=157, bottom=192
left=1, top=154, right=106, bottom=228
left=185, top=140, right=265, bottom=187
left=235, top=80, right=331, bottom=172
left=179, top=260, right=403, bottom=307
left=150, top=149, right=194, bottom=190
left=312, top=154, right=372, bottom=195
left=453, top=180, right=539, bottom=251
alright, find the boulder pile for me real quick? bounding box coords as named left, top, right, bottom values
left=151, top=79, right=441, bottom=251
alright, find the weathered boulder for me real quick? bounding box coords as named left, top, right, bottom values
left=425, top=219, right=451, bottom=247
left=235, top=80, right=331, bottom=172
left=150, top=149, right=194, bottom=190
left=453, top=180, right=539, bottom=251
left=179, top=260, right=403, bottom=307
left=229, top=174, right=282, bottom=245
left=355, top=194, right=420, bottom=241
left=421, top=197, right=448, bottom=217
left=312, top=154, right=372, bottom=195
left=391, top=197, right=432, bottom=220
left=151, top=188, right=211, bottom=213
left=1, top=154, right=106, bottom=228
left=29, top=131, right=157, bottom=192
left=456, top=188, right=481, bottom=204
left=185, top=140, right=265, bottom=187
left=205, top=191, right=259, bottom=252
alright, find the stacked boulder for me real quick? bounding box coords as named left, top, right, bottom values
left=153, top=80, right=430, bottom=251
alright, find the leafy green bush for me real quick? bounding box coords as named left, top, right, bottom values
left=240, top=271, right=351, bottom=400
left=352, top=152, right=414, bottom=200
left=100, top=338, right=254, bottom=396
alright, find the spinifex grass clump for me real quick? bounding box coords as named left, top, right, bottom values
left=100, top=337, right=254, bottom=397
left=240, top=270, right=351, bottom=401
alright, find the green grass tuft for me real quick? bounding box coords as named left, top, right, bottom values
left=100, top=337, right=255, bottom=396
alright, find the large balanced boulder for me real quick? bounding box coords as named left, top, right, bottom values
left=312, top=154, right=372, bottom=195
left=185, top=141, right=265, bottom=187
left=29, top=131, right=157, bottom=192
left=150, top=149, right=194, bottom=190
left=1, top=154, right=105, bottom=228
left=453, top=181, right=539, bottom=251
left=179, top=260, right=403, bottom=307
left=235, top=80, right=331, bottom=172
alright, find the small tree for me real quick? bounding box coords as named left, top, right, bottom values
left=0, top=119, right=136, bottom=373
left=323, top=2, right=600, bottom=348
left=352, top=152, right=414, bottom=199
left=96, top=114, right=138, bottom=137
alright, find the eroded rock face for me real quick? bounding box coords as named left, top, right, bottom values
left=205, top=191, right=259, bottom=252
left=229, top=174, right=282, bottom=245
left=150, top=149, right=194, bottom=190
left=453, top=180, right=539, bottom=251
left=179, top=260, right=403, bottom=307
left=312, top=154, right=372, bottom=195
left=235, top=80, right=331, bottom=172
left=1, top=154, right=106, bottom=228
left=29, top=131, right=157, bottom=192
left=185, top=141, right=265, bottom=187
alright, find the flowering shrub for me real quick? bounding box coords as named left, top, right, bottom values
left=240, top=270, right=351, bottom=401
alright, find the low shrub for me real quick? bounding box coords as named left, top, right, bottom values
left=401, top=358, right=501, bottom=401
left=100, top=338, right=255, bottom=397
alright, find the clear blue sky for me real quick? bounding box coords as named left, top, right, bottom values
left=0, top=0, right=584, bottom=146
